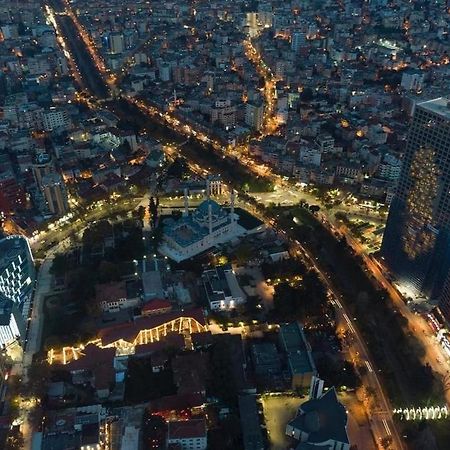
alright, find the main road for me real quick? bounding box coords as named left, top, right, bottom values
left=343, top=227, right=450, bottom=405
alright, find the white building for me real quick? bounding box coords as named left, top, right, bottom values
left=291, top=31, right=306, bottom=52
left=108, top=32, right=125, bottom=54
left=0, top=295, right=23, bottom=347
left=167, top=418, right=207, bottom=450
left=202, top=265, right=246, bottom=310
left=159, top=63, right=171, bottom=82
left=43, top=108, right=71, bottom=131
left=401, top=71, right=424, bottom=92
left=245, top=102, right=265, bottom=131
left=378, top=153, right=402, bottom=181
left=299, top=146, right=321, bottom=167
left=41, top=173, right=69, bottom=216
left=94, top=281, right=140, bottom=313
left=315, top=134, right=335, bottom=153
left=211, top=99, right=236, bottom=128
left=160, top=185, right=264, bottom=262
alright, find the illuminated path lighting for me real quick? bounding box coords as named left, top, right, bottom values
left=393, top=405, right=449, bottom=421
left=47, top=316, right=207, bottom=365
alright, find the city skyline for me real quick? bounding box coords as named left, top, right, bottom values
left=1, top=0, right=450, bottom=449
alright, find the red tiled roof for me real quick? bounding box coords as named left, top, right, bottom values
left=98, top=308, right=206, bottom=346
left=168, top=418, right=207, bottom=440
left=57, top=344, right=115, bottom=391
left=142, top=299, right=172, bottom=312
left=150, top=393, right=205, bottom=414
left=95, top=281, right=127, bottom=304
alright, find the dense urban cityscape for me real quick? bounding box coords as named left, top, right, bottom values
left=0, top=0, right=449, bottom=449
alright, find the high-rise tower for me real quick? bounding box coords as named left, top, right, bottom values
left=381, top=97, right=450, bottom=298
left=41, top=173, right=69, bottom=216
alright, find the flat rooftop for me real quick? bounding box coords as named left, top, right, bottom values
left=238, top=395, right=264, bottom=450
left=280, top=323, right=316, bottom=375
left=0, top=235, right=29, bottom=269
left=418, top=97, right=450, bottom=119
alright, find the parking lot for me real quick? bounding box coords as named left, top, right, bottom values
left=261, top=394, right=304, bottom=450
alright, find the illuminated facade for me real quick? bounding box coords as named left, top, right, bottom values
left=438, top=272, right=450, bottom=323
left=48, top=310, right=207, bottom=365
left=160, top=185, right=245, bottom=262
left=0, top=235, right=35, bottom=346
left=381, top=97, right=450, bottom=298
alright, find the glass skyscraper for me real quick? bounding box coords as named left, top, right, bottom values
left=0, top=235, right=35, bottom=346
left=381, top=97, right=450, bottom=299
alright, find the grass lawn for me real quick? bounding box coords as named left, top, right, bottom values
left=291, top=206, right=319, bottom=228
left=235, top=207, right=264, bottom=230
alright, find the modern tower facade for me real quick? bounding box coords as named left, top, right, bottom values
left=0, top=235, right=35, bottom=346
left=381, top=97, right=450, bottom=298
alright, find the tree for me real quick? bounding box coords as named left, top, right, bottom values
left=334, top=211, right=349, bottom=223
left=98, top=261, right=121, bottom=283
left=115, top=227, right=145, bottom=261
left=149, top=197, right=158, bottom=227
left=150, top=224, right=163, bottom=252
left=50, top=253, right=68, bottom=277
left=300, top=87, right=314, bottom=102
left=316, top=356, right=361, bottom=390
left=167, top=158, right=188, bottom=179
left=5, top=429, right=24, bottom=450
left=233, top=243, right=253, bottom=265
left=272, top=270, right=330, bottom=323
left=133, top=205, right=146, bottom=222
left=68, top=268, right=96, bottom=309
left=273, top=282, right=298, bottom=319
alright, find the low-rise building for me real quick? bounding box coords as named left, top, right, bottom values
left=279, top=322, right=317, bottom=389
left=141, top=299, right=172, bottom=316
left=42, top=405, right=107, bottom=450
left=142, top=270, right=165, bottom=300
left=94, top=281, right=141, bottom=313
left=239, top=395, right=265, bottom=450
left=250, top=342, right=282, bottom=378
left=202, top=265, right=246, bottom=310
left=286, top=387, right=350, bottom=450
left=167, top=418, right=207, bottom=450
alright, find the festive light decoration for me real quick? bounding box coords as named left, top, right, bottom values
left=393, top=406, right=448, bottom=421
